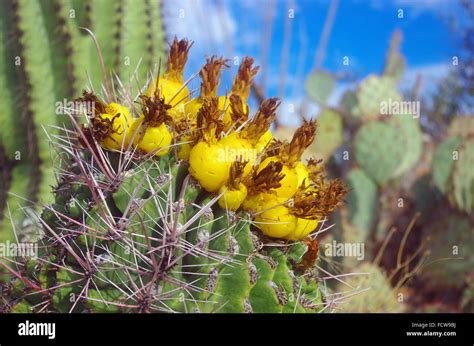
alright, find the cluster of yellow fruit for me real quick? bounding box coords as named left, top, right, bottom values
left=81, top=38, right=346, bottom=241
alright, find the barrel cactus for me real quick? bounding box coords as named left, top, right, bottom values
left=1, top=38, right=348, bottom=313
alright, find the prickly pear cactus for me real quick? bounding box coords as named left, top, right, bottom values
left=432, top=134, right=474, bottom=214
left=450, top=138, right=474, bottom=213
left=305, top=70, right=335, bottom=106
left=356, top=75, right=402, bottom=119
left=340, top=90, right=362, bottom=119
left=308, top=108, right=343, bottom=160
left=345, top=169, right=378, bottom=233
left=354, top=120, right=405, bottom=185
left=1, top=39, right=348, bottom=313
left=383, top=30, right=405, bottom=82
left=432, top=136, right=462, bottom=193
left=391, top=115, right=422, bottom=177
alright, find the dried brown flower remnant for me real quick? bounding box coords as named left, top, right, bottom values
left=76, top=90, right=107, bottom=117
left=139, top=95, right=172, bottom=127
left=289, top=179, right=348, bottom=219
left=200, top=56, right=230, bottom=98
left=241, top=98, right=280, bottom=145
left=196, top=97, right=226, bottom=142
left=285, top=119, right=318, bottom=166
left=164, top=37, right=193, bottom=83
left=231, top=56, right=259, bottom=101
left=228, top=158, right=248, bottom=190
left=247, top=161, right=284, bottom=195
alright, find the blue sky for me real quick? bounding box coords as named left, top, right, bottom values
left=163, top=0, right=468, bottom=125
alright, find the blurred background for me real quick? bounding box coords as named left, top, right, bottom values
left=162, top=0, right=473, bottom=313
left=0, top=0, right=472, bottom=312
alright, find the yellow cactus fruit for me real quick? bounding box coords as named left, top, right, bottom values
left=258, top=157, right=298, bottom=199
left=147, top=38, right=192, bottom=120
left=286, top=217, right=320, bottom=241
left=241, top=193, right=261, bottom=210
left=183, top=98, right=201, bottom=123
left=242, top=159, right=285, bottom=210
left=177, top=135, right=193, bottom=160
left=147, top=79, right=188, bottom=109
left=218, top=183, right=248, bottom=210
left=217, top=159, right=249, bottom=210
left=254, top=202, right=297, bottom=239
left=255, top=130, right=273, bottom=154
left=129, top=115, right=172, bottom=156
left=219, top=132, right=255, bottom=177
left=295, top=161, right=310, bottom=188
left=189, top=141, right=230, bottom=192
left=96, top=103, right=133, bottom=150
left=219, top=96, right=233, bottom=126
left=77, top=91, right=134, bottom=151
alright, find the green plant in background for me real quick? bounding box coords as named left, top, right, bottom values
left=335, top=262, right=403, bottom=313
left=0, top=0, right=166, bottom=242
left=302, top=29, right=473, bottom=312
left=420, top=215, right=474, bottom=292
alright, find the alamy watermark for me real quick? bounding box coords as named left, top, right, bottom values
left=380, top=98, right=420, bottom=119
left=217, top=147, right=257, bottom=163
left=0, top=241, right=37, bottom=258
left=55, top=98, right=95, bottom=116
left=324, top=240, right=365, bottom=261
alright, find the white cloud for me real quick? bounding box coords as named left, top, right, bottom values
left=163, top=0, right=237, bottom=55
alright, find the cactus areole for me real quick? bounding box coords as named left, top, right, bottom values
left=2, top=38, right=347, bottom=313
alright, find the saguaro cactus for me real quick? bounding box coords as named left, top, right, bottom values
left=0, top=0, right=167, bottom=241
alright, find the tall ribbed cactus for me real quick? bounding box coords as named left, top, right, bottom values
left=0, top=0, right=166, bottom=242
left=1, top=37, right=348, bottom=313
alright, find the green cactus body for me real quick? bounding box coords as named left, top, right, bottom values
left=336, top=262, right=403, bottom=312
left=391, top=114, right=422, bottom=177
left=340, top=90, right=362, bottom=119
left=432, top=136, right=463, bottom=195
left=430, top=121, right=474, bottom=214
left=86, top=0, right=120, bottom=92
left=357, top=75, right=402, bottom=119
left=4, top=145, right=334, bottom=313
left=346, top=169, right=377, bottom=235
left=354, top=120, right=405, bottom=185
left=383, top=30, right=405, bottom=82
left=450, top=138, right=474, bottom=213
left=16, top=0, right=58, bottom=205
left=118, top=0, right=150, bottom=87
left=304, top=70, right=335, bottom=106
left=1, top=0, right=167, bottom=241
left=309, top=108, right=343, bottom=160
